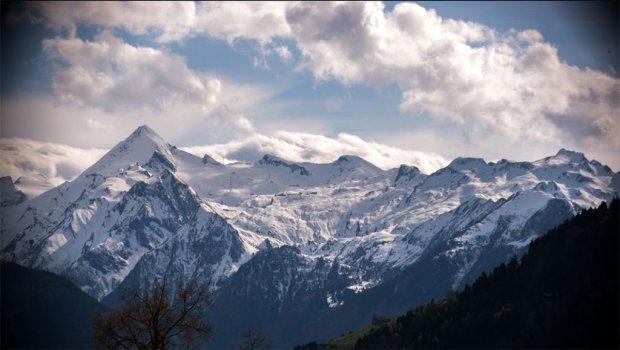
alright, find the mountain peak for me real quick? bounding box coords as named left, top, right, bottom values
left=334, top=155, right=362, bottom=164
left=202, top=154, right=223, bottom=166
left=331, top=155, right=384, bottom=177
left=258, top=154, right=287, bottom=164
left=126, top=125, right=166, bottom=145
left=447, top=157, right=488, bottom=171
left=394, top=164, right=423, bottom=184
left=535, top=148, right=588, bottom=168
left=257, top=154, right=310, bottom=176
left=449, top=157, right=486, bottom=165
left=332, top=155, right=378, bottom=168
left=83, top=125, right=172, bottom=175
left=555, top=148, right=585, bottom=160
left=133, top=124, right=156, bottom=135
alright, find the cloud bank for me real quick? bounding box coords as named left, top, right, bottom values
left=5, top=2, right=619, bottom=176
left=0, top=132, right=447, bottom=198
left=285, top=2, right=617, bottom=148
left=29, top=1, right=618, bottom=149
left=31, top=1, right=198, bottom=42
left=43, top=31, right=221, bottom=114
left=181, top=131, right=447, bottom=174
left=0, top=138, right=106, bottom=197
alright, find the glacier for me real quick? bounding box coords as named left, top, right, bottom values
left=1, top=125, right=617, bottom=345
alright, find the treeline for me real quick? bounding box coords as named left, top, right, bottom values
left=354, top=198, right=619, bottom=348
left=1, top=262, right=107, bottom=349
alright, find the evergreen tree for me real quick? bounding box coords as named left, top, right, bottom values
left=354, top=198, right=619, bottom=349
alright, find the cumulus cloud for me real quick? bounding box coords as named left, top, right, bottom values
left=31, top=1, right=618, bottom=149
left=29, top=1, right=197, bottom=42
left=0, top=78, right=281, bottom=152
left=194, top=2, right=291, bottom=44
left=517, top=29, right=544, bottom=43
left=283, top=2, right=619, bottom=147
left=0, top=138, right=106, bottom=197
left=182, top=131, right=448, bottom=174
left=42, top=31, right=221, bottom=114
left=208, top=106, right=255, bottom=134
left=14, top=1, right=620, bottom=168
left=28, top=2, right=291, bottom=44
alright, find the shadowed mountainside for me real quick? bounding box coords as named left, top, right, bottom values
left=1, top=262, right=107, bottom=349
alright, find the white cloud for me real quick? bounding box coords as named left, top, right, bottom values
left=517, top=29, right=544, bottom=43
left=0, top=138, right=106, bottom=197
left=274, top=45, right=292, bottom=62
left=17, top=1, right=620, bottom=168
left=282, top=2, right=619, bottom=148
left=31, top=2, right=294, bottom=64
left=31, top=2, right=292, bottom=44
left=30, top=1, right=197, bottom=42
left=182, top=130, right=448, bottom=174
left=43, top=31, right=222, bottom=115
left=0, top=76, right=279, bottom=150
left=208, top=106, right=255, bottom=134
left=194, top=2, right=291, bottom=44
left=28, top=27, right=284, bottom=146
left=0, top=129, right=446, bottom=199
left=86, top=117, right=113, bottom=132
left=33, top=1, right=617, bottom=150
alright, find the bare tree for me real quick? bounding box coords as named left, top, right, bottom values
left=240, top=327, right=269, bottom=350
left=94, top=275, right=213, bottom=350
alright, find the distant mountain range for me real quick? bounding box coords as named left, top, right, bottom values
left=1, top=125, right=618, bottom=346
left=327, top=198, right=618, bottom=349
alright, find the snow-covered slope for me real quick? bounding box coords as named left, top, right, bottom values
left=1, top=126, right=617, bottom=342
left=0, top=126, right=250, bottom=299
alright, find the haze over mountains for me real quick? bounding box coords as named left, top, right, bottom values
left=1, top=125, right=618, bottom=346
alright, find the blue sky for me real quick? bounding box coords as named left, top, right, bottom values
left=1, top=1, right=618, bottom=184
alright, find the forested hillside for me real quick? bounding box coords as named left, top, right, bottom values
left=354, top=198, right=619, bottom=348
left=1, top=262, right=107, bottom=349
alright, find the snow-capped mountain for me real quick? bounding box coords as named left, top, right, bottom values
left=1, top=125, right=617, bottom=345
left=0, top=126, right=251, bottom=299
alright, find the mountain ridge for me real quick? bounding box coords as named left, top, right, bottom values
left=348, top=198, right=619, bottom=349
left=1, top=125, right=617, bottom=346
